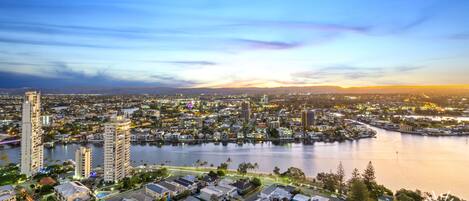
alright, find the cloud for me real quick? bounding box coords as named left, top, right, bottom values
left=216, top=20, right=371, bottom=34
left=378, top=1, right=449, bottom=35
left=389, top=14, right=433, bottom=34
left=291, top=65, right=424, bottom=81
left=231, top=39, right=302, bottom=50
left=0, top=37, right=121, bottom=49
left=271, top=22, right=371, bottom=33
left=0, top=20, right=183, bottom=40
left=0, top=61, right=193, bottom=88
left=149, top=74, right=199, bottom=86
left=447, top=33, right=469, bottom=40
left=148, top=60, right=217, bottom=66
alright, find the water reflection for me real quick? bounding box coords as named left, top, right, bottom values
left=1, top=125, right=469, bottom=198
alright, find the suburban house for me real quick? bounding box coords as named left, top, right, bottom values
left=259, top=185, right=292, bottom=201
left=145, top=183, right=172, bottom=200
left=54, top=181, right=92, bottom=201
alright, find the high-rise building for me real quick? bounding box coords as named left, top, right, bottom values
left=241, top=101, right=251, bottom=123
left=104, top=116, right=131, bottom=182
left=301, top=110, right=316, bottom=131
left=21, top=91, right=43, bottom=177
left=260, top=95, right=269, bottom=104
left=75, top=147, right=92, bottom=179
left=41, top=115, right=52, bottom=127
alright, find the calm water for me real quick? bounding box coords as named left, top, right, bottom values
left=2, top=125, right=469, bottom=198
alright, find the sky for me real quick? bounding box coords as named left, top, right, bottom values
left=0, top=0, right=469, bottom=88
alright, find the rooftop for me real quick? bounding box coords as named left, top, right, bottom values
left=292, top=194, right=311, bottom=201
left=311, top=195, right=330, bottom=201
left=146, top=183, right=169, bottom=194
left=54, top=181, right=91, bottom=199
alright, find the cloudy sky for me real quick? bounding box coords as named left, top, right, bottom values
left=0, top=0, right=468, bottom=88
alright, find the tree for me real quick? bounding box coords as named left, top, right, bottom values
left=337, top=162, right=345, bottom=195
left=316, top=172, right=338, bottom=192
left=237, top=162, right=255, bottom=175
left=208, top=171, right=218, bottom=178
left=362, top=161, right=376, bottom=186
left=437, top=194, right=464, bottom=201
left=369, top=182, right=393, bottom=199
left=273, top=166, right=281, bottom=175
left=251, top=177, right=261, bottom=187
left=281, top=167, right=306, bottom=180
left=351, top=168, right=360, bottom=180
left=395, top=189, right=423, bottom=201
left=121, top=177, right=133, bottom=190
left=216, top=170, right=226, bottom=176
left=347, top=179, right=371, bottom=201
left=217, top=162, right=228, bottom=170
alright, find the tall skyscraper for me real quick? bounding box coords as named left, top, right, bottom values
left=301, top=109, right=315, bottom=131
left=21, top=91, right=43, bottom=177
left=75, top=147, right=92, bottom=179
left=241, top=101, right=251, bottom=123
left=104, top=116, right=131, bottom=182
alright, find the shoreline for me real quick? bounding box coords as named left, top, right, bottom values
left=362, top=122, right=469, bottom=137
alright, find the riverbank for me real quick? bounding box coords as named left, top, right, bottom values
left=356, top=120, right=469, bottom=137
left=2, top=125, right=469, bottom=198
left=6, top=134, right=375, bottom=149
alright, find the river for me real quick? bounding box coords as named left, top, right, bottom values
left=1, top=125, right=469, bottom=198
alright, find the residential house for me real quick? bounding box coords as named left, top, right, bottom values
left=145, top=183, right=172, bottom=200
left=54, top=181, right=92, bottom=201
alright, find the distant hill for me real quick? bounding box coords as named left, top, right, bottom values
left=1, top=85, right=469, bottom=95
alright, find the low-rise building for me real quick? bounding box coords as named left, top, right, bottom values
left=183, top=196, right=200, bottom=201
left=199, top=183, right=237, bottom=201
left=173, top=176, right=198, bottom=192
left=311, top=195, right=330, bottom=201
left=145, top=183, right=171, bottom=200
left=232, top=179, right=253, bottom=195
left=54, top=181, right=92, bottom=201
left=259, top=185, right=292, bottom=201
left=159, top=181, right=186, bottom=194
left=292, top=194, right=310, bottom=201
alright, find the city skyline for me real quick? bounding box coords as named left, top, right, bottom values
left=0, top=0, right=469, bottom=88
left=2, top=89, right=469, bottom=199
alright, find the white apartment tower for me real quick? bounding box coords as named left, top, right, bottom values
left=75, top=147, right=92, bottom=179
left=21, top=91, right=44, bottom=177
left=104, top=116, right=131, bottom=182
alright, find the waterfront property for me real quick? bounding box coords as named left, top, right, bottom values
left=104, top=116, right=131, bottom=183
left=259, top=184, right=292, bottom=200
left=20, top=91, right=43, bottom=177
left=74, top=146, right=91, bottom=179
left=2, top=123, right=469, bottom=198
left=54, top=181, right=92, bottom=201
left=144, top=183, right=171, bottom=200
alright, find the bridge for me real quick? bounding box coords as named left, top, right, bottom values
left=0, top=139, right=21, bottom=145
